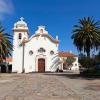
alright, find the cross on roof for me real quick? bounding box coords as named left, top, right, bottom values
left=20, top=17, right=24, bottom=21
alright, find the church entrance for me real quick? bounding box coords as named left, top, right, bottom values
left=38, top=58, right=45, bottom=72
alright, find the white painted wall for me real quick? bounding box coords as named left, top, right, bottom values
left=12, top=18, right=60, bottom=73
left=71, top=57, right=79, bottom=70
left=12, top=18, right=78, bottom=73
left=12, top=18, right=29, bottom=73
left=60, top=56, right=79, bottom=71
left=24, top=33, right=59, bottom=73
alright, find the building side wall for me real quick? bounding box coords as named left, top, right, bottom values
left=60, top=56, right=79, bottom=71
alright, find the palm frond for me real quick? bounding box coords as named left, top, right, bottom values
left=71, top=17, right=100, bottom=56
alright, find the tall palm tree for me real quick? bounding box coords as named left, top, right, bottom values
left=0, top=23, right=12, bottom=62
left=71, top=17, right=100, bottom=57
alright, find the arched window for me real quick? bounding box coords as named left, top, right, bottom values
left=19, top=33, right=22, bottom=39
left=38, top=48, right=46, bottom=53
left=50, top=51, right=54, bottom=55
left=29, top=50, right=33, bottom=55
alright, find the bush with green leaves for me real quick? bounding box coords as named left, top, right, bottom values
left=66, top=56, right=76, bottom=66
left=79, top=57, right=96, bottom=69
left=95, top=52, right=100, bottom=64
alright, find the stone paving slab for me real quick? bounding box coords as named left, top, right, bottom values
left=0, top=73, right=100, bottom=100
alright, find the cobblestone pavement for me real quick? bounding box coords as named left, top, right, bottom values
left=0, top=72, right=100, bottom=100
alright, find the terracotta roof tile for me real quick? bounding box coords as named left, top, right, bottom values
left=4, top=58, right=12, bottom=62
left=59, top=52, right=78, bottom=57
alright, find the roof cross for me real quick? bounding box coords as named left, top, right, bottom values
left=20, top=17, right=24, bottom=21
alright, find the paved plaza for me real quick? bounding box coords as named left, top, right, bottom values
left=0, top=72, right=100, bottom=100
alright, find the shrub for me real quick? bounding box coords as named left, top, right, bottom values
left=79, top=57, right=96, bottom=69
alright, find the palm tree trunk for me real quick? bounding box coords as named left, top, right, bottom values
left=86, top=49, right=90, bottom=57
left=87, top=52, right=90, bottom=57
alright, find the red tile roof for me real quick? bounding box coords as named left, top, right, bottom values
left=59, top=52, right=78, bottom=57
left=4, top=58, right=12, bottom=62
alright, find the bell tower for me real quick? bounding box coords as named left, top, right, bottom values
left=12, top=17, right=29, bottom=73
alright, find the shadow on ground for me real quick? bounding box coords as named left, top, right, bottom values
left=84, top=84, right=100, bottom=91
left=43, top=72, right=100, bottom=80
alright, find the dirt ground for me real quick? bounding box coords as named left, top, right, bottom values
left=0, top=72, right=100, bottom=100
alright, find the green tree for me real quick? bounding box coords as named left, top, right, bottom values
left=0, top=23, right=12, bottom=62
left=71, top=17, right=100, bottom=57
left=79, top=56, right=96, bottom=69
left=95, top=52, right=100, bottom=63
left=66, top=56, right=76, bottom=66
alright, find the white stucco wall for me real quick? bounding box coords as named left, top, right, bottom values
left=12, top=33, right=22, bottom=73
left=60, top=56, right=79, bottom=71
left=71, top=57, right=79, bottom=70
left=12, top=18, right=60, bottom=73
left=24, top=35, right=59, bottom=73
left=12, top=18, right=78, bottom=73
left=12, top=18, right=29, bottom=73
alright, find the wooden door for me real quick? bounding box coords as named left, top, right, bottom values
left=38, top=58, right=45, bottom=72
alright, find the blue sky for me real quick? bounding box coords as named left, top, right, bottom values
left=0, top=0, right=100, bottom=54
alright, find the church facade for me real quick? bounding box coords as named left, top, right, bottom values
left=12, top=18, right=79, bottom=73
left=12, top=17, right=61, bottom=73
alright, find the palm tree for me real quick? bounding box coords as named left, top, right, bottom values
left=0, top=23, right=12, bottom=62
left=71, top=17, right=100, bottom=57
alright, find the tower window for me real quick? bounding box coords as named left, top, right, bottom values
left=19, top=33, right=22, bottom=39
left=40, top=29, right=43, bottom=33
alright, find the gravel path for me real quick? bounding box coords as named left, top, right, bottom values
left=0, top=73, right=100, bottom=100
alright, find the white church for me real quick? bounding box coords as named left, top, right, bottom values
left=12, top=17, right=79, bottom=73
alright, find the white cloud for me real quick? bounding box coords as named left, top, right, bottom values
left=0, top=0, right=14, bottom=20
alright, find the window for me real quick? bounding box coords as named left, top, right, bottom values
left=75, top=64, right=77, bottom=66
left=50, top=51, right=54, bottom=55
left=29, top=50, right=33, bottom=55
left=38, top=48, right=45, bottom=53
left=40, top=29, right=43, bottom=33
left=19, top=33, right=22, bottom=39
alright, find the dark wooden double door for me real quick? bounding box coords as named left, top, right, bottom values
left=38, top=58, right=45, bottom=72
